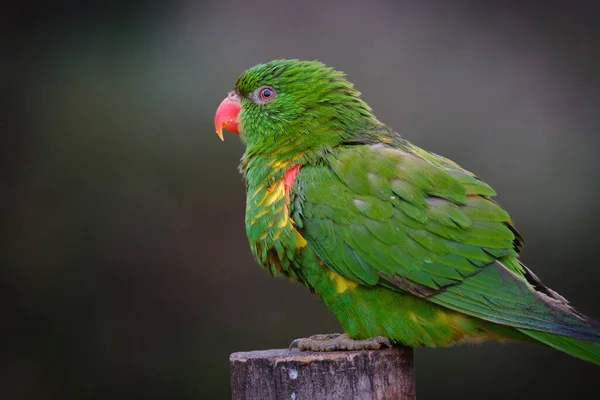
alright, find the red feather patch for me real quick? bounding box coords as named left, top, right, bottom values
left=283, top=165, right=302, bottom=203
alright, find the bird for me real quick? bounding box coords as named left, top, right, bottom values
left=214, top=59, right=600, bottom=364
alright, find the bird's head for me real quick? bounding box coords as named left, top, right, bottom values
left=214, top=59, right=375, bottom=157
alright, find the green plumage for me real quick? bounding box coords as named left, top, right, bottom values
left=225, top=59, right=600, bottom=365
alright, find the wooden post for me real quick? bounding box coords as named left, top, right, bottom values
left=230, top=347, right=415, bottom=400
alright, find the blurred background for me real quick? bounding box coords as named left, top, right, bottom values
left=3, top=1, right=600, bottom=399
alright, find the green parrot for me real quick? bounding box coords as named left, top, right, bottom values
left=214, top=59, right=600, bottom=364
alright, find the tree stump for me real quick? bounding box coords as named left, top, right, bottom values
left=230, top=347, right=415, bottom=400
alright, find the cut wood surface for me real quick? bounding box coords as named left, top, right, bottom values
left=230, top=347, right=415, bottom=400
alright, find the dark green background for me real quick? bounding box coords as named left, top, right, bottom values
left=4, top=1, right=600, bottom=399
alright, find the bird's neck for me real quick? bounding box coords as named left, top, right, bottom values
left=240, top=153, right=295, bottom=187
left=239, top=111, right=384, bottom=166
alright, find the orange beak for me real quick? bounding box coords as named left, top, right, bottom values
left=214, top=92, right=241, bottom=141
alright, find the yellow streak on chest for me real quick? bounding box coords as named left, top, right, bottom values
left=248, top=179, right=308, bottom=251
left=249, top=181, right=287, bottom=230
left=328, top=270, right=358, bottom=294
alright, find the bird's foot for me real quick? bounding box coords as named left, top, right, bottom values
left=289, top=333, right=392, bottom=352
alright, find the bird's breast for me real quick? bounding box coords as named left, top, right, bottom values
left=245, top=164, right=306, bottom=276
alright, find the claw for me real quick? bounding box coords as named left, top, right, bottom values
left=288, top=333, right=392, bottom=352
left=289, top=338, right=301, bottom=351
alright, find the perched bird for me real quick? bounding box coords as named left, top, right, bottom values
left=214, top=59, right=600, bottom=364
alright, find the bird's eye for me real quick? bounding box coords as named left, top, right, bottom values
left=257, top=86, right=276, bottom=102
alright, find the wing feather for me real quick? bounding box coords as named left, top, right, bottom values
left=294, top=144, right=598, bottom=338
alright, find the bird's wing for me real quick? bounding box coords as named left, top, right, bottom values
left=293, top=144, right=596, bottom=339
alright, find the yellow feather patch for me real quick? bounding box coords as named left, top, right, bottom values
left=436, top=311, right=451, bottom=323
left=295, top=231, right=307, bottom=249
left=259, top=183, right=285, bottom=207
left=328, top=270, right=358, bottom=294
left=277, top=213, right=289, bottom=228
left=270, top=160, right=289, bottom=170
left=248, top=208, right=270, bottom=226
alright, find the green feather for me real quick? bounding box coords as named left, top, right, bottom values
left=225, top=59, right=600, bottom=366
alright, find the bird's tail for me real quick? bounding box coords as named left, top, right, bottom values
left=432, top=260, right=600, bottom=365
left=518, top=328, right=600, bottom=366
